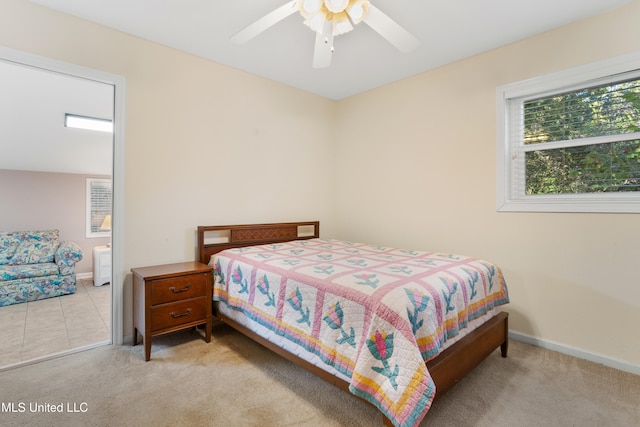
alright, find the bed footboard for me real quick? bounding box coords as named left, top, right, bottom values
left=427, top=311, right=509, bottom=397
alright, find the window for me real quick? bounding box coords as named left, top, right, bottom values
left=497, top=52, right=640, bottom=213
left=86, top=178, right=112, bottom=238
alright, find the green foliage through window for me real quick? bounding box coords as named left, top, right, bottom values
left=523, top=79, right=640, bottom=194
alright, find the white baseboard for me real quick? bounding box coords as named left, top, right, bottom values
left=76, top=272, right=93, bottom=280
left=122, top=334, right=134, bottom=345
left=509, top=331, right=640, bottom=376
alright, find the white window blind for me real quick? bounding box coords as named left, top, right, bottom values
left=497, top=52, right=640, bottom=213
left=86, top=178, right=112, bottom=238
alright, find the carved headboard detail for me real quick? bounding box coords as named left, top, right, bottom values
left=197, top=221, right=320, bottom=265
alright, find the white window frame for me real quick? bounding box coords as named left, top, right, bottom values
left=497, top=51, right=640, bottom=213
left=86, top=178, right=112, bottom=238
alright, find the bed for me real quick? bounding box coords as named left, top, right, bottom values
left=198, top=221, right=509, bottom=427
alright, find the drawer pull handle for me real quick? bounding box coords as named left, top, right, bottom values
left=169, top=284, right=192, bottom=293
left=169, top=308, right=192, bottom=318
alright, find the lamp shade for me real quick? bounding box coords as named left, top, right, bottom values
left=100, top=215, right=112, bottom=231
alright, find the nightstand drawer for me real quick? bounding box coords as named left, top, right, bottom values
left=150, top=297, right=208, bottom=331
left=150, top=273, right=208, bottom=305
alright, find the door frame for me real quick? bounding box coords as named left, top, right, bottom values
left=0, top=45, right=126, bottom=346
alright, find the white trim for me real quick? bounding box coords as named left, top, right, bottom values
left=0, top=45, right=126, bottom=347
left=112, top=68, right=126, bottom=347
left=509, top=331, right=640, bottom=376
left=122, top=333, right=135, bottom=345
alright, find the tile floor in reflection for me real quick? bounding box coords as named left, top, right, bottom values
left=0, top=278, right=110, bottom=368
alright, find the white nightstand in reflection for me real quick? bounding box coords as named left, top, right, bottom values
left=93, top=245, right=111, bottom=286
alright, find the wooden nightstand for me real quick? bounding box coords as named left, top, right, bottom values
left=132, top=261, right=213, bottom=361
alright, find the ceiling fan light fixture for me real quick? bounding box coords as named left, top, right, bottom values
left=298, top=0, right=323, bottom=17
left=233, top=0, right=419, bottom=69
left=299, top=0, right=371, bottom=36
left=332, top=12, right=353, bottom=36
left=324, top=0, right=349, bottom=13
left=346, top=0, right=370, bottom=24
left=304, top=12, right=326, bottom=33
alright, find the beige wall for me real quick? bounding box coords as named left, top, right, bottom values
left=0, top=169, right=110, bottom=274
left=1, top=0, right=638, bottom=370
left=334, top=2, right=640, bottom=367
left=0, top=0, right=336, bottom=340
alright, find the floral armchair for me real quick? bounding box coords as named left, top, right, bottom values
left=0, top=229, right=83, bottom=307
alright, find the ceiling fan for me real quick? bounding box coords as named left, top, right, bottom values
left=231, top=0, right=420, bottom=68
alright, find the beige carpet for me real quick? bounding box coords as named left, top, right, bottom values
left=0, top=323, right=638, bottom=427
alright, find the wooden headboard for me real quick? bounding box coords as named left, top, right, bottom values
left=197, top=221, right=320, bottom=265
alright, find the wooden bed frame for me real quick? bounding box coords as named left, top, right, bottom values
left=197, top=221, right=508, bottom=426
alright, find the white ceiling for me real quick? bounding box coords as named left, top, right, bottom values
left=29, top=0, right=633, bottom=100
left=0, top=59, right=113, bottom=175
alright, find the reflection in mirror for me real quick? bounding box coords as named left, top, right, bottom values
left=0, top=59, right=114, bottom=369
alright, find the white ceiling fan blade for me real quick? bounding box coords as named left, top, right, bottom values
left=230, top=0, right=298, bottom=44
left=313, top=21, right=334, bottom=69
left=363, top=5, right=420, bottom=53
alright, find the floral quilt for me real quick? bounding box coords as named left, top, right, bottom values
left=212, top=239, right=509, bottom=427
